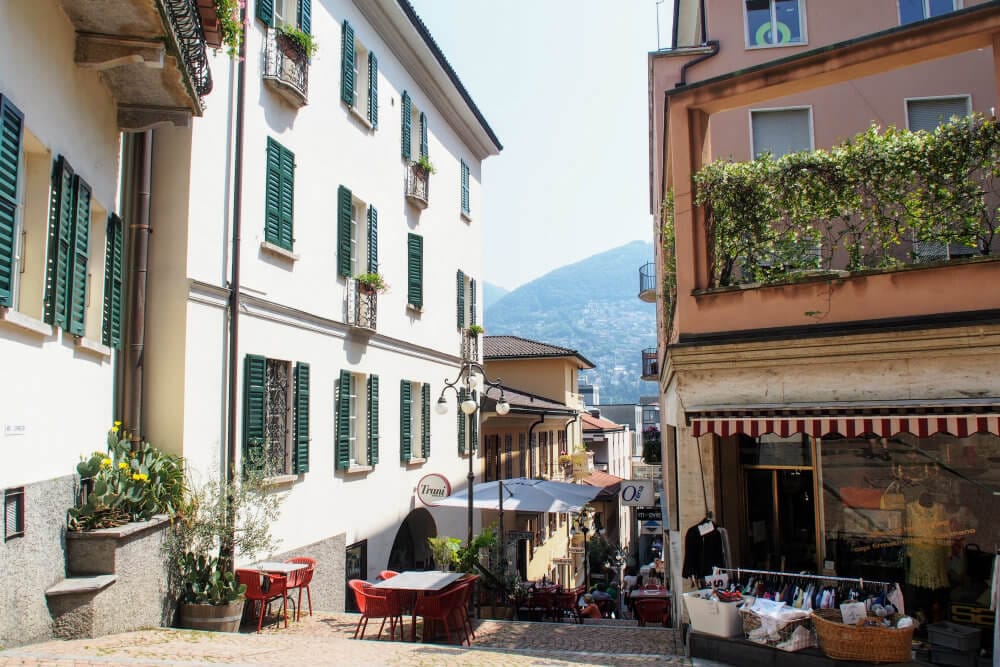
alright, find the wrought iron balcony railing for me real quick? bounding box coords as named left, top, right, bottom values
left=461, top=329, right=480, bottom=361
left=264, top=28, right=309, bottom=107
left=638, top=261, right=656, bottom=302
left=346, top=278, right=377, bottom=332
left=641, top=347, right=658, bottom=380
left=405, top=163, right=430, bottom=209
left=164, top=0, right=213, bottom=97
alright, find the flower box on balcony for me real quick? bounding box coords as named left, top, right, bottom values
left=263, top=28, right=309, bottom=108
left=406, top=163, right=430, bottom=209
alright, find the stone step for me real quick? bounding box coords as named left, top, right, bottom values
left=45, top=574, right=116, bottom=597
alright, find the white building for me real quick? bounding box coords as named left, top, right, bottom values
left=143, top=0, right=501, bottom=612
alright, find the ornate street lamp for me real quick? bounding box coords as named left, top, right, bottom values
left=575, top=507, right=593, bottom=591
left=436, top=361, right=510, bottom=548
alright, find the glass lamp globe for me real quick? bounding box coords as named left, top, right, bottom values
left=435, top=397, right=449, bottom=415
left=496, top=399, right=511, bottom=416
left=461, top=398, right=478, bottom=415
left=467, top=372, right=483, bottom=392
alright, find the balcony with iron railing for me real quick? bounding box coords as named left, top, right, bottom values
left=461, top=329, right=480, bottom=361
left=641, top=348, right=658, bottom=381
left=345, top=278, right=377, bottom=333
left=638, top=262, right=656, bottom=302
left=58, top=0, right=212, bottom=130
left=405, top=163, right=430, bottom=209
left=263, top=27, right=309, bottom=107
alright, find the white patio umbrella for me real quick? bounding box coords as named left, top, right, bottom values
left=433, top=477, right=601, bottom=514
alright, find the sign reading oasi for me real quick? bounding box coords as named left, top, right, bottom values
left=620, top=481, right=655, bottom=506
left=416, top=473, right=451, bottom=507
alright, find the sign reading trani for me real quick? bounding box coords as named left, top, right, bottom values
left=416, top=473, right=451, bottom=507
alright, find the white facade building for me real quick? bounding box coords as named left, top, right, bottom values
left=143, top=0, right=501, bottom=612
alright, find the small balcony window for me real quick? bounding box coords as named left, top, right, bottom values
left=5, top=487, right=24, bottom=541
left=264, top=28, right=309, bottom=107
left=405, top=162, right=429, bottom=209
left=346, top=277, right=377, bottom=332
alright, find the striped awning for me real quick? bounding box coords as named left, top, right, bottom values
left=687, top=400, right=1000, bottom=438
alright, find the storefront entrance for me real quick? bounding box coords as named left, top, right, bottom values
left=744, top=468, right=817, bottom=572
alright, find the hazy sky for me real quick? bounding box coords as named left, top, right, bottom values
left=409, top=1, right=665, bottom=291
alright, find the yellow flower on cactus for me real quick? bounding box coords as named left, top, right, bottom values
left=114, top=420, right=122, bottom=426
left=101, top=457, right=112, bottom=468
left=132, top=473, right=149, bottom=482
left=111, top=425, right=119, bottom=433
left=119, top=461, right=130, bottom=470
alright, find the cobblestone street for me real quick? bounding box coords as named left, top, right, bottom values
left=0, top=613, right=700, bottom=667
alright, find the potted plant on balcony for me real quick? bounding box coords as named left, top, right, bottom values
left=354, top=272, right=389, bottom=295
left=165, top=472, right=284, bottom=632
left=465, top=324, right=485, bottom=336
left=278, top=24, right=318, bottom=61
left=412, top=154, right=437, bottom=176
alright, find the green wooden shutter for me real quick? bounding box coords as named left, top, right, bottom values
left=256, top=0, right=274, bottom=26
left=457, top=388, right=467, bottom=455
left=297, top=0, right=311, bottom=33
left=101, top=214, right=124, bottom=348
left=456, top=269, right=465, bottom=329
left=366, top=205, right=378, bottom=273
left=278, top=142, right=294, bottom=251
left=460, top=159, right=470, bottom=216
left=421, top=383, right=431, bottom=458
left=264, top=137, right=281, bottom=247
left=368, top=374, right=379, bottom=465
left=336, top=370, right=351, bottom=470
left=337, top=185, right=352, bottom=277
left=341, top=20, right=355, bottom=106
left=401, top=91, right=411, bottom=160
left=45, top=156, right=74, bottom=327
left=407, top=233, right=423, bottom=309
left=293, top=362, right=310, bottom=473
left=400, top=379, right=412, bottom=462
left=243, top=354, right=267, bottom=475
left=419, top=111, right=428, bottom=158
left=470, top=277, right=477, bottom=326
left=0, top=96, right=24, bottom=308
left=471, top=397, right=479, bottom=454
left=67, top=175, right=91, bottom=336
left=368, top=52, right=379, bottom=128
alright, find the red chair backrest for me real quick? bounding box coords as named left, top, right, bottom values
left=378, top=570, right=400, bottom=580
left=284, top=557, right=316, bottom=587
left=348, top=579, right=374, bottom=614
left=237, top=569, right=287, bottom=600
left=634, top=597, right=667, bottom=622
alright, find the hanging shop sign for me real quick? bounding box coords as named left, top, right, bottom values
left=416, top=473, right=451, bottom=506
left=620, top=480, right=655, bottom=506
left=636, top=507, right=662, bottom=521
left=640, top=520, right=663, bottom=535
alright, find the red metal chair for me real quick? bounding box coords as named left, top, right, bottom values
left=283, top=557, right=316, bottom=621
left=413, top=584, right=467, bottom=645
left=378, top=570, right=400, bottom=580
left=450, top=575, right=479, bottom=643
left=348, top=579, right=404, bottom=640
left=633, top=597, right=670, bottom=627
left=236, top=569, right=288, bottom=633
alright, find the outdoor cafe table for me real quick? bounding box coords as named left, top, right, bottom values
left=252, top=561, right=308, bottom=575
left=372, top=570, right=466, bottom=641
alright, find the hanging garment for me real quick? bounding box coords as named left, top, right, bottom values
left=905, top=500, right=949, bottom=590
left=681, top=519, right=726, bottom=578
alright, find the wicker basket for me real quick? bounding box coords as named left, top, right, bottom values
left=811, top=608, right=916, bottom=663
left=740, top=607, right=814, bottom=651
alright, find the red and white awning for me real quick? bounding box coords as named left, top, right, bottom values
left=687, top=401, right=1000, bottom=438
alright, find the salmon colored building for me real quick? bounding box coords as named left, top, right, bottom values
left=648, top=0, right=1000, bottom=649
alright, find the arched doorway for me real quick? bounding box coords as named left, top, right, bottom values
left=387, top=508, right=437, bottom=571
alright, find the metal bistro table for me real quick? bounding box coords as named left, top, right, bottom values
left=250, top=561, right=309, bottom=622
left=372, top=570, right=466, bottom=641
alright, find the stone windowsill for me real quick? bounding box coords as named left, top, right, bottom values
left=348, top=104, right=374, bottom=130
left=264, top=474, right=297, bottom=487
left=74, top=335, right=112, bottom=358
left=0, top=308, right=53, bottom=337
left=260, top=241, right=300, bottom=262
left=406, top=303, right=423, bottom=315
left=406, top=457, right=426, bottom=466
left=346, top=464, right=373, bottom=475
left=461, top=210, right=472, bottom=222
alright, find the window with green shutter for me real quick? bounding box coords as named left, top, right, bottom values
left=44, top=156, right=75, bottom=328
left=470, top=277, right=477, bottom=326
left=337, top=185, right=352, bottom=277
left=67, top=175, right=91, bottom=336
left=102, top=214, right=124, bottom=348
left=367, top=52, right=378, bottom=128
left=0, top=95, right=24, bottom=308
left=367, top=205, right=378, bottom=273
left=407, top=233, right=423, bottom=309
left=243, top=354, right=267, bottom=475
left=265, top=137, right=294, bottom=251
left=401, top=91, right=412, bottom=160
left=460, top=159, right=470, bottom=218
left=336, top=370, right=351, bottom=470
left=419, top=112, right=428, bottom=158
left=367, top=374, right=379, bottom=465
left=456, top=269, right=465, bottom=329
left=257, top=0, right=274, bottom=25
left=400, top=380, right=412, bottom=462
left=297, top=0, right=311, bottom=33
left=293, top=361, right=310, bottom=473
left=341, top=20, right=355, bottom=106
left=421, top=383, right=431, bottom=458
left=457, top=388, right=467, bottom=455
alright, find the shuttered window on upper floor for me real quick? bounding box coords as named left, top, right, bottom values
left=265, top=137, right=295, bottom=252
left=341, top=20, right=378, bottom=128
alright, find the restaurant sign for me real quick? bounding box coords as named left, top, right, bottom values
left=636, top=508, right=662, bottom=521
left=416, top=473, right=451, bottom=507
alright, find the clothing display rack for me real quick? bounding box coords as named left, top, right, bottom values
left=715, top=567, right=893, bottom=588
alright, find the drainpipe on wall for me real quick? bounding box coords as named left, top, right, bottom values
left=527, top=416, right=545, bottom=479
left=122, top=130, right=153, bottom=450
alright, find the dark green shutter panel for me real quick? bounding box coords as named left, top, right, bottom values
left=336, top=370, right=351, bottom=470
left=264, top=138, right=281, bottom=247
left=419, top=111, right=428, bottom=158
left=297, top=0, right=311, bottom=33
left=460, top=160, right=470, bottom=216
left=407, top=233, right=423, bottom=309
left=101, top=214, right=124, bottom=348
left=368, top=52, right=378, bottom=128
left=278, top=143, right=295, bottom=251
left=0, top=96, right=24, bottom=308
left=457, top=388, right=467, bottom=455
left=470, top=278, right=477, bottom=326
left=337, top=185, right=352, bottom=277
left=256, top=0, right=274, bottom=26
left=421, top=383, right=431, bottom=458
left=67, top=176, right=91, bottom=336
left=293, top=362, right=310, bottom=473
left=401, top=91, right=411, bottom=160
left=367, top=205, right=378, bottom=273
left=341, top=20, right=355, bottom=106
left=243, top=354, right=267, bottom=475
left=45, top=156, right=74, bottom=327
left=400, top=380, right=412, bottom=462
left=456, top=269, right=465, bottom=329
left=368, top=374, right=379, bottom=465
left=470, top=393, right=479, bottom=454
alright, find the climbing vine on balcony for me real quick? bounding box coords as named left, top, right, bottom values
left=691, top=114, right=1000, bottom=288
left=660, top=190, right=677, bottom=339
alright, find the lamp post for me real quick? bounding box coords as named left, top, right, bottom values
left=436, top=361, right=510, bottom=548
left=576, top=508, right=592, bottom=591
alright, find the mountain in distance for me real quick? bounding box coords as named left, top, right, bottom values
left=484, top=240, right=657, bottom=405
left=482, top=282, right=509, bottom=311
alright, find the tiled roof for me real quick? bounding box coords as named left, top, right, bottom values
left=582, top=413, right=624, bottom=431
left=483, top=335, right=595, bottom=369
left=481, top=386, right=578, bottom=414
left=581, top=470, right=624, bottom=490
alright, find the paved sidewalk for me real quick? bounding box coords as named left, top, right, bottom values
left=0, top=613, right=697, bottom=667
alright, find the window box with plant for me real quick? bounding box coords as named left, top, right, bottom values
left=406, top=156, right=434, bottom=209
left=354, top=272, right=389, bottom=294
left=263, top=26, right=315, bottom=107
left=198, top=0, right=244, bottom=57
